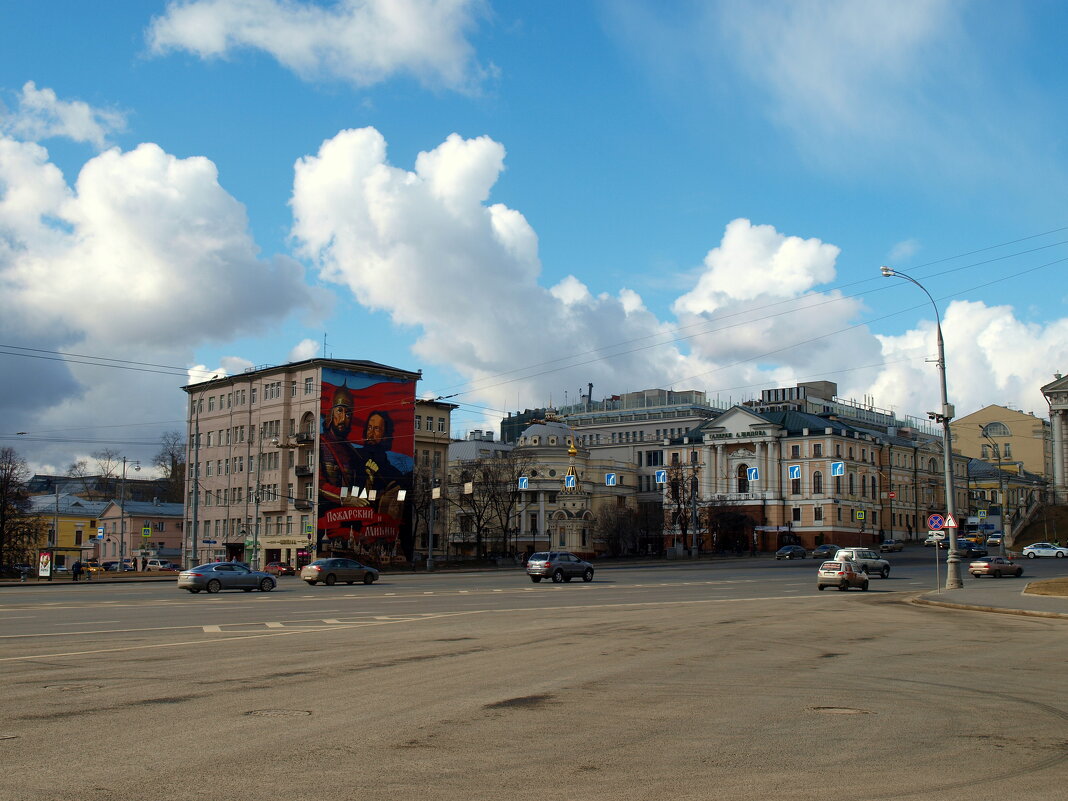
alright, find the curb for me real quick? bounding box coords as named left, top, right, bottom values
left=911, top=596, right=1068, bottom=620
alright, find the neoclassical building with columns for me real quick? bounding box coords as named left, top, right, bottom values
left=661, top=405, right=968, bottom=553
left=1041, top=373, right=1068, bottom=504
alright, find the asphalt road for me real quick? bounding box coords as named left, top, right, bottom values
left=2, top=554, right=1067, bottom=801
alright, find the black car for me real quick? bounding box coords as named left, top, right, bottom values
left=957, top=541, right=987, bottom=557
left=775, top=545, right=807, bottom=560
left=811, top=544, right=841, bottom=560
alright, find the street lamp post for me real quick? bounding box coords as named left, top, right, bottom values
left=119, top=457, right=140, bottom=574
left=881, top=266, right=963, bottom=589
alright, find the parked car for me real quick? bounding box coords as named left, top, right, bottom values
left=817, top=560, right=869, bottom=592
left=775, top=545, right=807, bottom=560
left=811, top=544, right=841, bottom=560
left=833, top=548, right=890, bottom=578
left=1021, top=542, right=1068, bottom=559
left=969, top=556, right=1023, bottom=579
left=264, top=561, right=295, bottom=576
left=178, top=562, right=276, bottom=593
left=526, top=551, right=594, bottom=583
left=879, top=539, right=904, bottom=552
left=3, top=563, right=36, bottom=578
left=299, top=558, right=379, bottom=586
left=102, top=561, right=135, bottom=572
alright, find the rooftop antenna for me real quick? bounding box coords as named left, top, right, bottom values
left=323, top=332, right=328, bottom=359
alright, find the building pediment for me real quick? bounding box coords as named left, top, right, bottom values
left=1042, top=373, right=1068, bottom=409
left=698, top=406, right=780, bottom=442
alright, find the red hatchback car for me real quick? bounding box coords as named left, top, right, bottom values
left=264, top=562, right=295, bottom=576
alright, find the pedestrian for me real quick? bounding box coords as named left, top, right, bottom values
left=72, top=561, right=82, bottom=582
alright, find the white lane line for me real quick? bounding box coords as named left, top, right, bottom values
left=55, top=621, right=121, bottom=625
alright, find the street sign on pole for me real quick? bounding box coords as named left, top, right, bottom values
left=142, top=525, right=151, bottom=538
left=564, top=475, right=576, bottom=489
left=746, top=467, right=759, bottom=482
left=977, top=509, right=987, bottom=518
left=605, top=473, right=617, bottom=486
left=96, top=526, right=104, bottom=540
left=927, top=513, right=945, bottom=530
left=855, top=510, right=866, bottom=521
left=831, top=461, right=845, bottom=476
left=788, top=464, right=801, bottom=480
left=654, top=470, right=667, bottom=484
left=943, top=513, right=958, bottom=529
left=518, top=476, right=529, bottom=490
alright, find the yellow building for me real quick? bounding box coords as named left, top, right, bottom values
left=951, top=405, right=1052, bottom=482
left=27, top=494, right=109, bottom=570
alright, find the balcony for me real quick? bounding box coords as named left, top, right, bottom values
left=295, top=465, right=313, bottom=477
left=293, top=499, right=313, bottom=510
left=294, top=432, right=315, bottom=445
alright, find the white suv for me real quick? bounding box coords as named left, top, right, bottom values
left=833, top=548, right=890, bottom=578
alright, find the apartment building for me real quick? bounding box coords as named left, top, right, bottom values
left=182, top=358, right=421, bottom=569
left=951, top=404, right=1053, bottom=481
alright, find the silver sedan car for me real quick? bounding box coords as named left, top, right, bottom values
left=299, top=558, right=379, bottom=586
left=178, top=562, right=276, bottom=594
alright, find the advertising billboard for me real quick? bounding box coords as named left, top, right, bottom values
left=318, top=367, right=415, bottom=562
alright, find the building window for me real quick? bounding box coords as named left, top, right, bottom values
left=791, top=477, right=801, bottom=495
left=848, top=474, right=855, bottom=495
left=834, top=476, right=841, bottom=495
left=737, top=464, right=749, bottom=493
left=814, top=506, right=823, bottom=522
left=1003, top=443, right=1012, bottom=458
left=813, top=443, right=823, bottom=457
left=438, top=417, right=446, bottom=433
left=791, top=444, right=800, bottom=458
left=208, top=396, right=215, bottom=411
left=792, top=507, right=801, bottom=522
left=415, top=415, right=422, bottom=431
left=813, top=471, right=823, bottom=494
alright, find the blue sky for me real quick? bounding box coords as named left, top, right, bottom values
left=2, top=0, right=1067, bottom=473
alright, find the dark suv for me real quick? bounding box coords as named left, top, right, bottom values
left=526, top=551, right=594, bottom=584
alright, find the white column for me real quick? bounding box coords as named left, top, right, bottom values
left=716, top=445, right=726, bottom=494
left=1054, top=411, right=1067, bottom=503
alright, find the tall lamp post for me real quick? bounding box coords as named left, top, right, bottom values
left=981, top=427, right=1009, bottom=557
left=119, top=457, right=140, bottom=573
left=881, top=266, right=962, bottom=589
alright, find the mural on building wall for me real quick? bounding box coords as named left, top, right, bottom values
left=318, top=367, right=415, bottom=561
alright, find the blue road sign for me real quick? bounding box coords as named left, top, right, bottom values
left=831, top=461, right=845, bottom=476
left=202, top=539, right=217, bottom=544
left=855, top=510, right=866, bottom=521
left=605, top=473, right=617, bottom=486
left=977, top=509, right=987, bottom=518
left=788, top=464, right=801, bottom=480
left=747, top=467, right=760, bottom=482
left=655, top=469, right=667, bottom=484
left=96, top=526, right=104, bottom=540
left=564, top=475, right=576, bottom=489
left=518, top=476, right=529, bottom=490
left=927, top=513, right=945, bottom=530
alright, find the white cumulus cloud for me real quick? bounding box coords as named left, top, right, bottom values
left=0, top=133, right=323, bottom=469
left=147, top=0, right=491, bottom=92
left=1, top=81, right=126, bottom=149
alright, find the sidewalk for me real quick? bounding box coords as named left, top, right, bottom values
left=915, top=577, right=1068, bottom=619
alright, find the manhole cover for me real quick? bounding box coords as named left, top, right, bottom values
left=810, top=706, right=872, bottom=715
left=246, top=709, right=312, bottom=718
